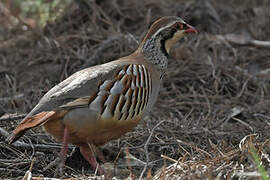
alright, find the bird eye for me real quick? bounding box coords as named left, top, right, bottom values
left=173, top=23, right=185, bottom=30
left=182, top=23, right=188, bottom=30
left=179, top=23, right=183, bottom=29
left=172, top=23, right=178, bottom=29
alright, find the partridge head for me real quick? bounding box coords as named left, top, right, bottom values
left=8, top=16, right=197, bottom=174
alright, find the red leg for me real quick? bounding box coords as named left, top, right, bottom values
left=80, top=145, right=105, bottom=175
left=59, top=126, right=70, bottom=174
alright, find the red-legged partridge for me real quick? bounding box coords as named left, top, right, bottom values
left=8, top=16, right=197, bottom=174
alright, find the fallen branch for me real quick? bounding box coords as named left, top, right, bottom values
left=216, top=34, right=270, bottom=48
left=0, top=127, right=73, bottom=152
left=0, top=113, right=26, bottom=121
left=10, top=141, right=67, bottom=152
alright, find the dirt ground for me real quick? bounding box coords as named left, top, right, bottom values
left=0, top=0, right=269, bottom=179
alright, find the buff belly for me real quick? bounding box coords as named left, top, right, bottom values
left=43, top=108, right=143, bottom=146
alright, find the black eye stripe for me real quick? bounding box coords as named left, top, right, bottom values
left=173, top=22, right=188, bottom=30
left=183, top=23, right=188, bottom=29
left=173, top=23, right=180, bottom=29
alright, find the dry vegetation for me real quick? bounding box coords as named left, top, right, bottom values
left=0, top=0, right=270, bottom=179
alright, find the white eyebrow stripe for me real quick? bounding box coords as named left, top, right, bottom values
left=151, top=20, right=185, bottom=38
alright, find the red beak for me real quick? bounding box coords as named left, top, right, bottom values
left=185, top=24, right=197, bottom=33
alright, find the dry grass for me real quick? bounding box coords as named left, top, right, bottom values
left=0, top=0, right=269, bottom=179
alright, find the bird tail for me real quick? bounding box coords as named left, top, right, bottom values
left=7, top=111, right=56, bottom=144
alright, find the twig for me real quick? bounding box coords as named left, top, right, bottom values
left=127, top=142, right=179, bottom=150
left=82, top=34, right=126, bottom=68
left=43, top=157, right=61, bottom=171
left=254, top=113, right=270, bottom=120
left=82, top=33, right=138, bottom=68
left=139, top=120, right=166, bottom=179
left=216, top=34, right=270, bottom=48
left=177, top=139, right=213, bottom=158
left=10, top=141, right=69, bottom=152
left=160, top=154, right=177, bottom=163
left=0, top=113, right=26, bottom=121
left=232, top=117, right=253, bottom=131
left=249, top=40, right=270, bottom=48
left=160, top=154, right=187, bottom=175
left=235, top=171, right=262, bottom=178
left=21, top=158, right=35, bottom=180
left=0, top=127, right=72, bottom=153
left=125, top=147, right=133, bottom=176
left=0, top=127, right=9, bottom=137
left=126, top=32, right=139, bottom=45
left=209, top=106, right=244, bottom=130
left=0, top=93, right=24, bottom=102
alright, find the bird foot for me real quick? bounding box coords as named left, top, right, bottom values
left=80, top=144, right=115, bottom=179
